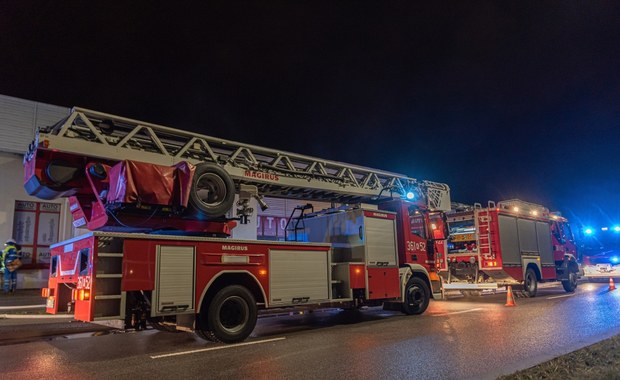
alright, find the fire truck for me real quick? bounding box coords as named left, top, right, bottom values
left=437, top=200, right=579, bottom=296
left=25, top=107, right=451, bottom=343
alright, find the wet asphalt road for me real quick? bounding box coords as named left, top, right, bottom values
left=2, top=282, right=620, bottom=380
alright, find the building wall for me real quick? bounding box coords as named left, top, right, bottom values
left=0, top=152, right=74, bottom=288
left=0, top=94, right=69, bottom=154
left=0, top=95, right=71, bottom=289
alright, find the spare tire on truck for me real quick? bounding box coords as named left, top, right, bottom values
left=187, top=163, right=235, bottom=219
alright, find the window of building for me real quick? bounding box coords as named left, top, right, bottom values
left=12, top=200, right=61, bottom=269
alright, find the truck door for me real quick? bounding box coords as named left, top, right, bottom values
left=406, top=212, right=430, bottom=266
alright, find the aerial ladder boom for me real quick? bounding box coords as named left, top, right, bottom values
left=26, top=107, right=450, bottom=209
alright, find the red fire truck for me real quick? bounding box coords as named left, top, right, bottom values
left=25, top=108, right=451, bottom=343
left=438, top=200, right=579, bottom=296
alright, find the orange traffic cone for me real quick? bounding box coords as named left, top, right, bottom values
left=505, top=286, right=516, bottom=306
left=610, top=278, right=616, bottom=291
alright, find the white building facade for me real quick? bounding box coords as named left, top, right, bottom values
left=0, top=94, right=72, bottom=288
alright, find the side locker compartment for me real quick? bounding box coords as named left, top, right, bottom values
left=92, top=236, right=126, bottom=320
left=536, top=222, right=554, bottom=266
left=364, top=213, right=400, bottom=300
left=498, top=215, right=520, bottom=265
left=153, top=245, right=196, bottom=316
left=269, top=248, right=330, bottom=307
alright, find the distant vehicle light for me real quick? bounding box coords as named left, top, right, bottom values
left=614, top=226, right=620, bottom=232
left=513, top=207, right=519, bottom=212
left=612, top=256, right=620, bottom=264
left=406, top=191, right=415, bottom=200
left=602, top=227, right=609, bottom=231
left=532, top=210, right=538, bottom=216
left=584, top=228, right=594, bottom=235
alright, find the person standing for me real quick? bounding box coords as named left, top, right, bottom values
left=1, top=239, right=21, bottom=294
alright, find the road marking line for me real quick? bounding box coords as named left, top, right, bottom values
left=150, top=337, right=287, bottom=359
left=432, top=308, right=484, bottom=316
left=0, top=304, right=46, bottom=310
left=546, top=294, right=576, bottom=300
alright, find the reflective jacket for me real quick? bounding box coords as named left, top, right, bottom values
left=1, top=244, right=20, bottom=270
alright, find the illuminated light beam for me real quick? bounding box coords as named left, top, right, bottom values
left=150, top=337, right=287, bottom=359
left=431, top=308, right=484, bottom=316
left=546, top=294, right=576, bottom=300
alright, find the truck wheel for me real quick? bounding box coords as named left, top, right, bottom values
left=187, top=164, right=235, bottom=218
left=524, top=268, right=538, bottom=297
left=401, top=277, right=430, bottom=315
left=198, top=285, right=257, bottom=343
left=562, top=270, right=578, bottom=292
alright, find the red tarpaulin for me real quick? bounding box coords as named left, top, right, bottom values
left=107, top=161, right=195, bottom=207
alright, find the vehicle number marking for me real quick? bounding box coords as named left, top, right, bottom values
left=407, top=241, right=426, bottom=251
left=77, top=276, right=91, bottom=289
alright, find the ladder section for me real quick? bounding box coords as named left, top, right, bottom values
left=31, top=107, right=450, bottom=209
left=92, top=248, right=125, bottom=320
left=476, top=201, right=495, bottom=259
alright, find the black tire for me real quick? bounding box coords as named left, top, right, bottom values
left=562, top=269, right=578, bottom=292
left=197, top=285, right=257, bottom=343
left=187, top=164, right=235, bottom=218
left=524, top=268, right=538, bottom=297
left=401, top=277, right=431, bottom=315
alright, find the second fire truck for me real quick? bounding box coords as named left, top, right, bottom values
left=438, top=200, right=579, bottom=296
left=26, top=108, right=451, bottom=343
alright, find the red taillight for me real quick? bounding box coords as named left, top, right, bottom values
left=41, top=288, right=49, bottom=298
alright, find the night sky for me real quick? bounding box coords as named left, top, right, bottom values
left=2, top=2, right=620, bottom=229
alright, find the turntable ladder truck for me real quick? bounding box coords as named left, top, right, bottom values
left=25, top=107, right=451, bottom=343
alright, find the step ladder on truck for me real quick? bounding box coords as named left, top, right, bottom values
left=438, top=200, right=580, bottom=297
left=26, top=107, right=451, bottom=343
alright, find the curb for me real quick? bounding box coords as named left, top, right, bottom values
left=0, top=304, right=46, bottom=311
left=1, top=313, right=73, bottom=319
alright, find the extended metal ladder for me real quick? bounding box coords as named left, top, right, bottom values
left=476, top=201, right=495, bottom=259
left=28, top=107, right=450, bottom=209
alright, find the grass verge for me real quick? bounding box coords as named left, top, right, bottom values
left=499, top=334, right=620, bottom=379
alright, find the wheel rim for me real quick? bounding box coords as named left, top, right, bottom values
left=407, top=285, right=424, bottom=306
left=218, top=296, right=249, bottom=333
left=526, top=272, right=536, bottom=292
left=195, top=173, right=227, bottom=208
